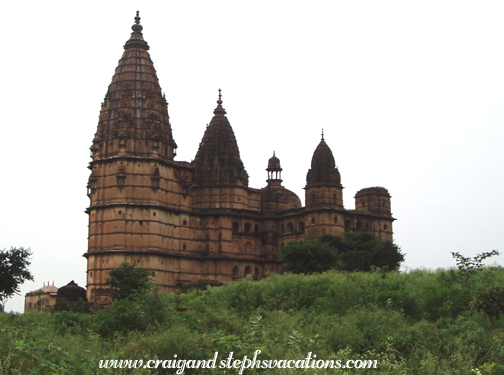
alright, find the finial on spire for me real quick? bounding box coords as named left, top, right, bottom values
left=321, top=128, right=324, bottom=141
left=124, top=11, right=149, bottom=50
left=213, top=88, right=226, bottom=115
left=273, top=150, right=275, bottom=156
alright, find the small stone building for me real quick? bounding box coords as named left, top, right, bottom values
left=85, top=13, right=395, bottom=306
left=24, top=282, right=58, bottom=312
left=53, top=281, right=88, bottom=311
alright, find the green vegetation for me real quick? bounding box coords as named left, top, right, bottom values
left=280, top=233, right=404, bottom=274
left=451, top=250, right=500, bottom=280
left=105, top=262, right=155, bottom=301
left=0, top=247, right=33, bottom=311
left=1, top=267, right=504, bottom=374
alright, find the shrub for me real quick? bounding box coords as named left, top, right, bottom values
left=471, top=287, right=504, bottom=318
left=179, top=279, right=224, bottom=294
left=93, top=290, right=167, bottom=338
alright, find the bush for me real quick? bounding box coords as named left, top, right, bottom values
left=94, top=290, right=167, bottom=338
left=472, top=287, right=504, bottom=318
left=179, top=279, right=224, bottom=294
left=280, top=233, right=404, bottom=274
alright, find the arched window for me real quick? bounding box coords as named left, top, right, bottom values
left=254, top=224, right=260, bottom=234
left=356, top=221, right=363, bottom=231
left=365, top=222, right=370, bottom=231
left=281, top=224, right=285, bottom=233
left=334, top=216, right=338, bottom=223
left=287, top=222, right=294, bottom=233
left=254, top=267, right=260, bottom=280
left=311, top=217, right=315, bottom=224
left=233, top=222, right=239, bottom=233
left=345, top=220, right=352, bottom=231
left=244, top=223, right=252, bottom=233
left=298, top=221, right=305, bottom=233
left=233, top=266, right=240, bottom=277
left=244, top=266, right=252, bottom=276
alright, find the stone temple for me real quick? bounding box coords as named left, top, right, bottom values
left=85, top=13, right=394, bottom=307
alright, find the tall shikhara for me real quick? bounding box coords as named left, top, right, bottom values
left=85, top=13, right=395, bottom=307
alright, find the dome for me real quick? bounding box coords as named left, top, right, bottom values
left=355, top=187, right=390, bottom=197
left=261, top=185, right=301, bottom=213
left=53, top=281, right=87, bottom=311
left=56, top=280, right=86, bottom=300
left=306, top=137, right=341, bottom=187
left=267, top=152, right=281, bottom=171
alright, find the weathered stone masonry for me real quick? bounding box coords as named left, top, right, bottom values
left=84, top=13, right=395, bottom=307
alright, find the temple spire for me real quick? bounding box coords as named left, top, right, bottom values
left=306, top=136, right=341, bottom=187
left=91, top=12, right=177, bottom=162
left=124, top=11, right=149, bottom=51
left=213, top=88, right=226, bottom=116
left=193, top=91, right=247, bottom=186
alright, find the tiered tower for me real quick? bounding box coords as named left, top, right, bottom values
left=85, top=12, right=186, bottom=305
left=305, top=131, right=344, bottom=209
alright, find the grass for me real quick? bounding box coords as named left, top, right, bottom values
left=1, top=267, right=504, bottom=374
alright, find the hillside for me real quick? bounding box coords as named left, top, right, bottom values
left=1, top=268, right=504, bottom=374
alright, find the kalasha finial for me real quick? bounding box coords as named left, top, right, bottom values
left=213, top=88, right=226, bottom=115
left=321, top=128, right=324, bottom=141
left=132, top=11, right=142, bottom=31
left=273, top=150, right=275, bottom=156
left=125, top=10, right=149, bottom=50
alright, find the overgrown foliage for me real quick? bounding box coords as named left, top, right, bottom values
left=179, top=279, right=224, bottom=294
left=0, top=247, right=34, bottom=310
left=280, top=232, right=404, bottom=274
left=1, top=267, right=504, bottom=374
left=472, top=287, right=504, bottom=317
left=104, top=262, right=154, bottom=301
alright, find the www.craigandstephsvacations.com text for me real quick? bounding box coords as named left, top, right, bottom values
left=98, top=351, right=378, bottom=373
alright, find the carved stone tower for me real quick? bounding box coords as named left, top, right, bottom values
left=305, top=131, right=344, bottom=209
left=85, top=12, right=180, bottom=305
left=354, top=187, right=393, bottom=240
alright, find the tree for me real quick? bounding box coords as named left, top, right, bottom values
left=0, top=247, right=34, bottom=309
left=451, top=250, right=500, bottom=280
left=105, top=262, right=154, bottom=300
left=329, top=232, right=404, bottom=272
left=97, top=263, right=164, bottom=338
left=280, top=239, right=339, bottom=274
left=280, top=233, right=404, bottom=274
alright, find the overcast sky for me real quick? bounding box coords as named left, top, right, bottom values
left=2, top=1, right=504, bottom=313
